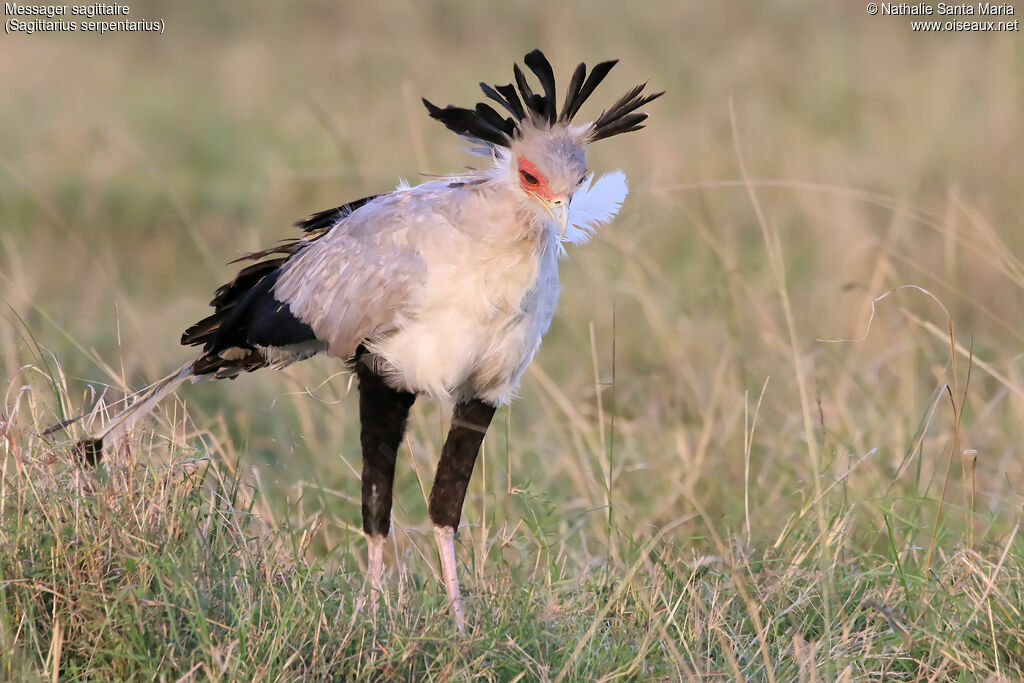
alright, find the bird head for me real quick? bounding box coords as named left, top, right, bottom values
left=508, top=128, right=588, bottom=237
left=423, top=50, right=662, bottom=238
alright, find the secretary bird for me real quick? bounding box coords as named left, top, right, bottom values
left=69, top=50, right=660, bottom=629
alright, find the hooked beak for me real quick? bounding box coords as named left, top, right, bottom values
left=544, top=196, right=569, bottom=239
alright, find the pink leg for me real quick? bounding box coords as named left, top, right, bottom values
left=433, top=525, right=465, bottom=631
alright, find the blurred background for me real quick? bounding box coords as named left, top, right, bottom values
left=2, top=1, right=1022, bottom=564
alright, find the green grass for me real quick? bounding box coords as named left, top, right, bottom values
left=3, top=416, right=1022, bottom=679
left=3, top=2, right=1024, bottom=679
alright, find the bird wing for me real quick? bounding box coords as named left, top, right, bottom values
left=272, top=194, right=427, bottom=360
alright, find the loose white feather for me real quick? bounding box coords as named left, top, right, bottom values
left=562, top=170, right=629, bottom=250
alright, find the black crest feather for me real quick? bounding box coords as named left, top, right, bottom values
left=422, top=50, right=661, bottom=147
left=564, top=60, right=617, bottom=123
left=590, top=83, right=664, bottom=142
left=524, top=50, right=557, bottom=125
left=422, top=99, right=513, bottom=147
left=480, top=82, right=525, bottom=121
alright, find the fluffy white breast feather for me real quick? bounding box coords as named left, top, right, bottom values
left=562, top=170, right=629, bottom=250
left=271, top=164, right=629, bottom=407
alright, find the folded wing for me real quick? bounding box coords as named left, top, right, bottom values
left=181, top=194, right=422, bottom=377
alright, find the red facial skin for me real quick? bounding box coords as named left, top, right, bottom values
left=517, top=158, right=560, bottom=202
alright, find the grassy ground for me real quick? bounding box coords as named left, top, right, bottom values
left=2, top=2, right=1023, bottom=679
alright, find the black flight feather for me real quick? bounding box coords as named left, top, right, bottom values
left=182, top=196, right=379, bottom=375
left=294, top=195, right=378, bottom=233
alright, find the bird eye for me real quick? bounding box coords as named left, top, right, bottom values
left=520, top=170, right=539, bottom=186
left=577, top=173, right=588, bottom=187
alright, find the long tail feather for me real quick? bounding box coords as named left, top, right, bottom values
left=74, top=358, right=197, bottom=464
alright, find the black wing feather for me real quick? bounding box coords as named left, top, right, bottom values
left=294, top=195, right=379, bottom=233
left=181, top=197, right=378, bottom=377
